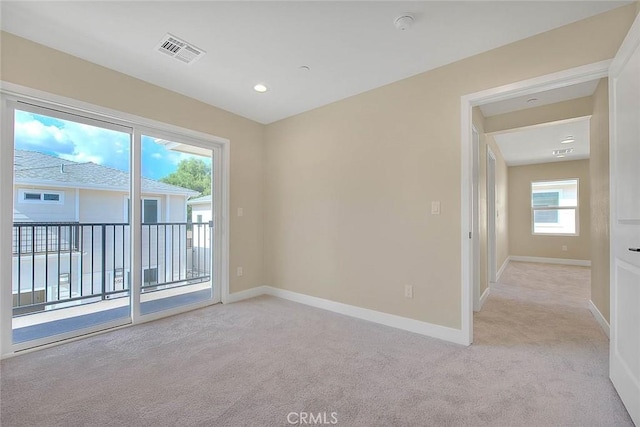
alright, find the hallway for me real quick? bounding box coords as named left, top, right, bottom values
left=473, top=261, right=631, bottom=424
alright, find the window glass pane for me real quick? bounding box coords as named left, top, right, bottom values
left=533, top=209, right=576, bottom=234
left=531, top=179, right=578, bottom=207
left=532, top=192, right=559, bottom=207
left=140, top=134, right=213, bottom=315
left=12, top=108, right=132, bottom=347
left=143, top=199, right=158, bottom=224
left=534, top=209, right=558, bottom=223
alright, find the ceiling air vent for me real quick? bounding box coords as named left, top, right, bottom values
left=155, top=33, right=205, bottom=65
left=552, top=148, right=574, bottom=156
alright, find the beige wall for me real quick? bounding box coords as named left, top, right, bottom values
left=264, top=5, right=635, bottom=329
left=508, top=160, right=590, bottom=260
left=0, top=32, right=265, bottom=294
left=590, top=78, right=610, bottom=322
left=485, top=97, right=593, bottom=134
left=473, top=108, right=509, bottom=297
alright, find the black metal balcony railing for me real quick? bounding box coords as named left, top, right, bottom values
left=12, top=221, right=212, bottom=316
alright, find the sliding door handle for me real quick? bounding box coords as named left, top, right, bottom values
left=629, top=248, right=640, bottom=252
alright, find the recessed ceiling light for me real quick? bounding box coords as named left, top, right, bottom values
left=526, top=97, right=539, bottom=103
left=253, top=84, right=268, bottom=93
left=561, top=136, right=575, bottom=144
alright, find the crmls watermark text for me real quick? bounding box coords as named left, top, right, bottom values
left=287, top=412, right=338, bottom=425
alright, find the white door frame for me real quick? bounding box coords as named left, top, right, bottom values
left=460, top=60, right=611, bottom=345
left=472, top=127, right=481, bottom=311
left=486, top=146, right=497, bottom=285
left=0, top=82, right=230, bottom=357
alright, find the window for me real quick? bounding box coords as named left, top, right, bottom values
left=197, top=214, right=203, bottom=223
left=125, top=198, right=160, bottom=223
left=531, top=179, right=578, bottom=235
left=143, top=199, right=158, bottom=224
left=19, top=189, right=64, bottom=204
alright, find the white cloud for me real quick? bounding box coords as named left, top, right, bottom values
left=14, top=111, right=130, bottom=171
left=59, top=152, right=104, bottom=165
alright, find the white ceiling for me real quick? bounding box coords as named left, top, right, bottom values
left=480, top=80, right=600, bottom=117
left=493, top=119, right=590, bottom=166
left=0, top=1, right=630, bottom=124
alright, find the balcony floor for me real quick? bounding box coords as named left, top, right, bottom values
left=13, top=283, right=212, bottom=344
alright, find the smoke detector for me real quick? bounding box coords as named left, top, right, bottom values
left=155, top=33, right=205, bottom=64
left=394, top=14, right=414, bottom=31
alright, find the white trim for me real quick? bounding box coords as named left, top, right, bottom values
left=226, top=285, right=467, bottom=345
left=588, top=300, right=610, bottom=338
left=479, top=287, right=491, bottom=310
left=226, top=286, right=268, bottom=303
left=74, top=188, right=80, bottom=222
left=265, top=287, right=467, bottom=345
left=509, top=255, right=590, bottom=267
left=472, top=126, right=481, bottom=313
left=0, top=98, right=16, bottom=357
left=461, top=60, right=610, bottom=346
left=497, top=257, right=510, bottom=281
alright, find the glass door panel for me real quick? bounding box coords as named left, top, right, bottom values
left=139, top=135, right=213, bottom=315
left=12, top=105, right=132, bottom=347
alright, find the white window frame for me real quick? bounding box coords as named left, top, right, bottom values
left=18, top=189, right=64, bottom=205
left=531, top=179, right=579, bottom=236
left=0, top=83, right=230, bottom=357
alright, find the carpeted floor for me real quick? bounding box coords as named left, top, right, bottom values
left=0, top=261, right=632, bottom=426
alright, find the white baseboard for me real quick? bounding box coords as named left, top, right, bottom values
left=264, top=287, right=468, bottom=345
left=226, top=286, right=268, bottom=303
left=588, top=300, right=610, bottom=338
left=496, top=258, right=510, bottom=281
left=479, top=287, right=491, bottom=310
left=226, top=285, right=467, bottom=346
left=509, top=255, right=591, bottom=267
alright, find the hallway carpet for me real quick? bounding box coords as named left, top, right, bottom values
left=0, top=262, right=632, bottom=426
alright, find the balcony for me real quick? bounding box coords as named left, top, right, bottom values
left=12, top=221, right=213, bottom=344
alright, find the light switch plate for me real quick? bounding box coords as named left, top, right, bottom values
left=431, top=201, right=441, bottom=215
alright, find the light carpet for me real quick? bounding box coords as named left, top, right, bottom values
left=0, top=261, right=632, bottom=426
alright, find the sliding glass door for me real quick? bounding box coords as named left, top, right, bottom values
left=1, top=96, right=224, bottom=354
left=10, top=103, right=133, bottom=348
left=138, top=133, right=214, bottom=315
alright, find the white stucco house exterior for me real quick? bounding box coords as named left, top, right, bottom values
left=12, top=150, right=200, bottom=311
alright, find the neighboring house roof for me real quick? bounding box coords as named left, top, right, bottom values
left=14, top=150, right=198, bottom=197
left=187, top=195, right=211, bottom=206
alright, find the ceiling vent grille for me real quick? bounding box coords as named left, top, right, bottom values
left=552, top=148, right=574, bottom=156
left=155, top=33, right=205, bottom=64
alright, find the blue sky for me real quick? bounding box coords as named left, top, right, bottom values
left=14, top=110, right=210, bottom=180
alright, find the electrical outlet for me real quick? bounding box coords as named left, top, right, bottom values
left=237, top=207, right=244, bottom=217
left=236, top=267, right=243, bottom=277
left=562, top=245, right=568, bottom=252
left=404, top=285, right=413, bottom=299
